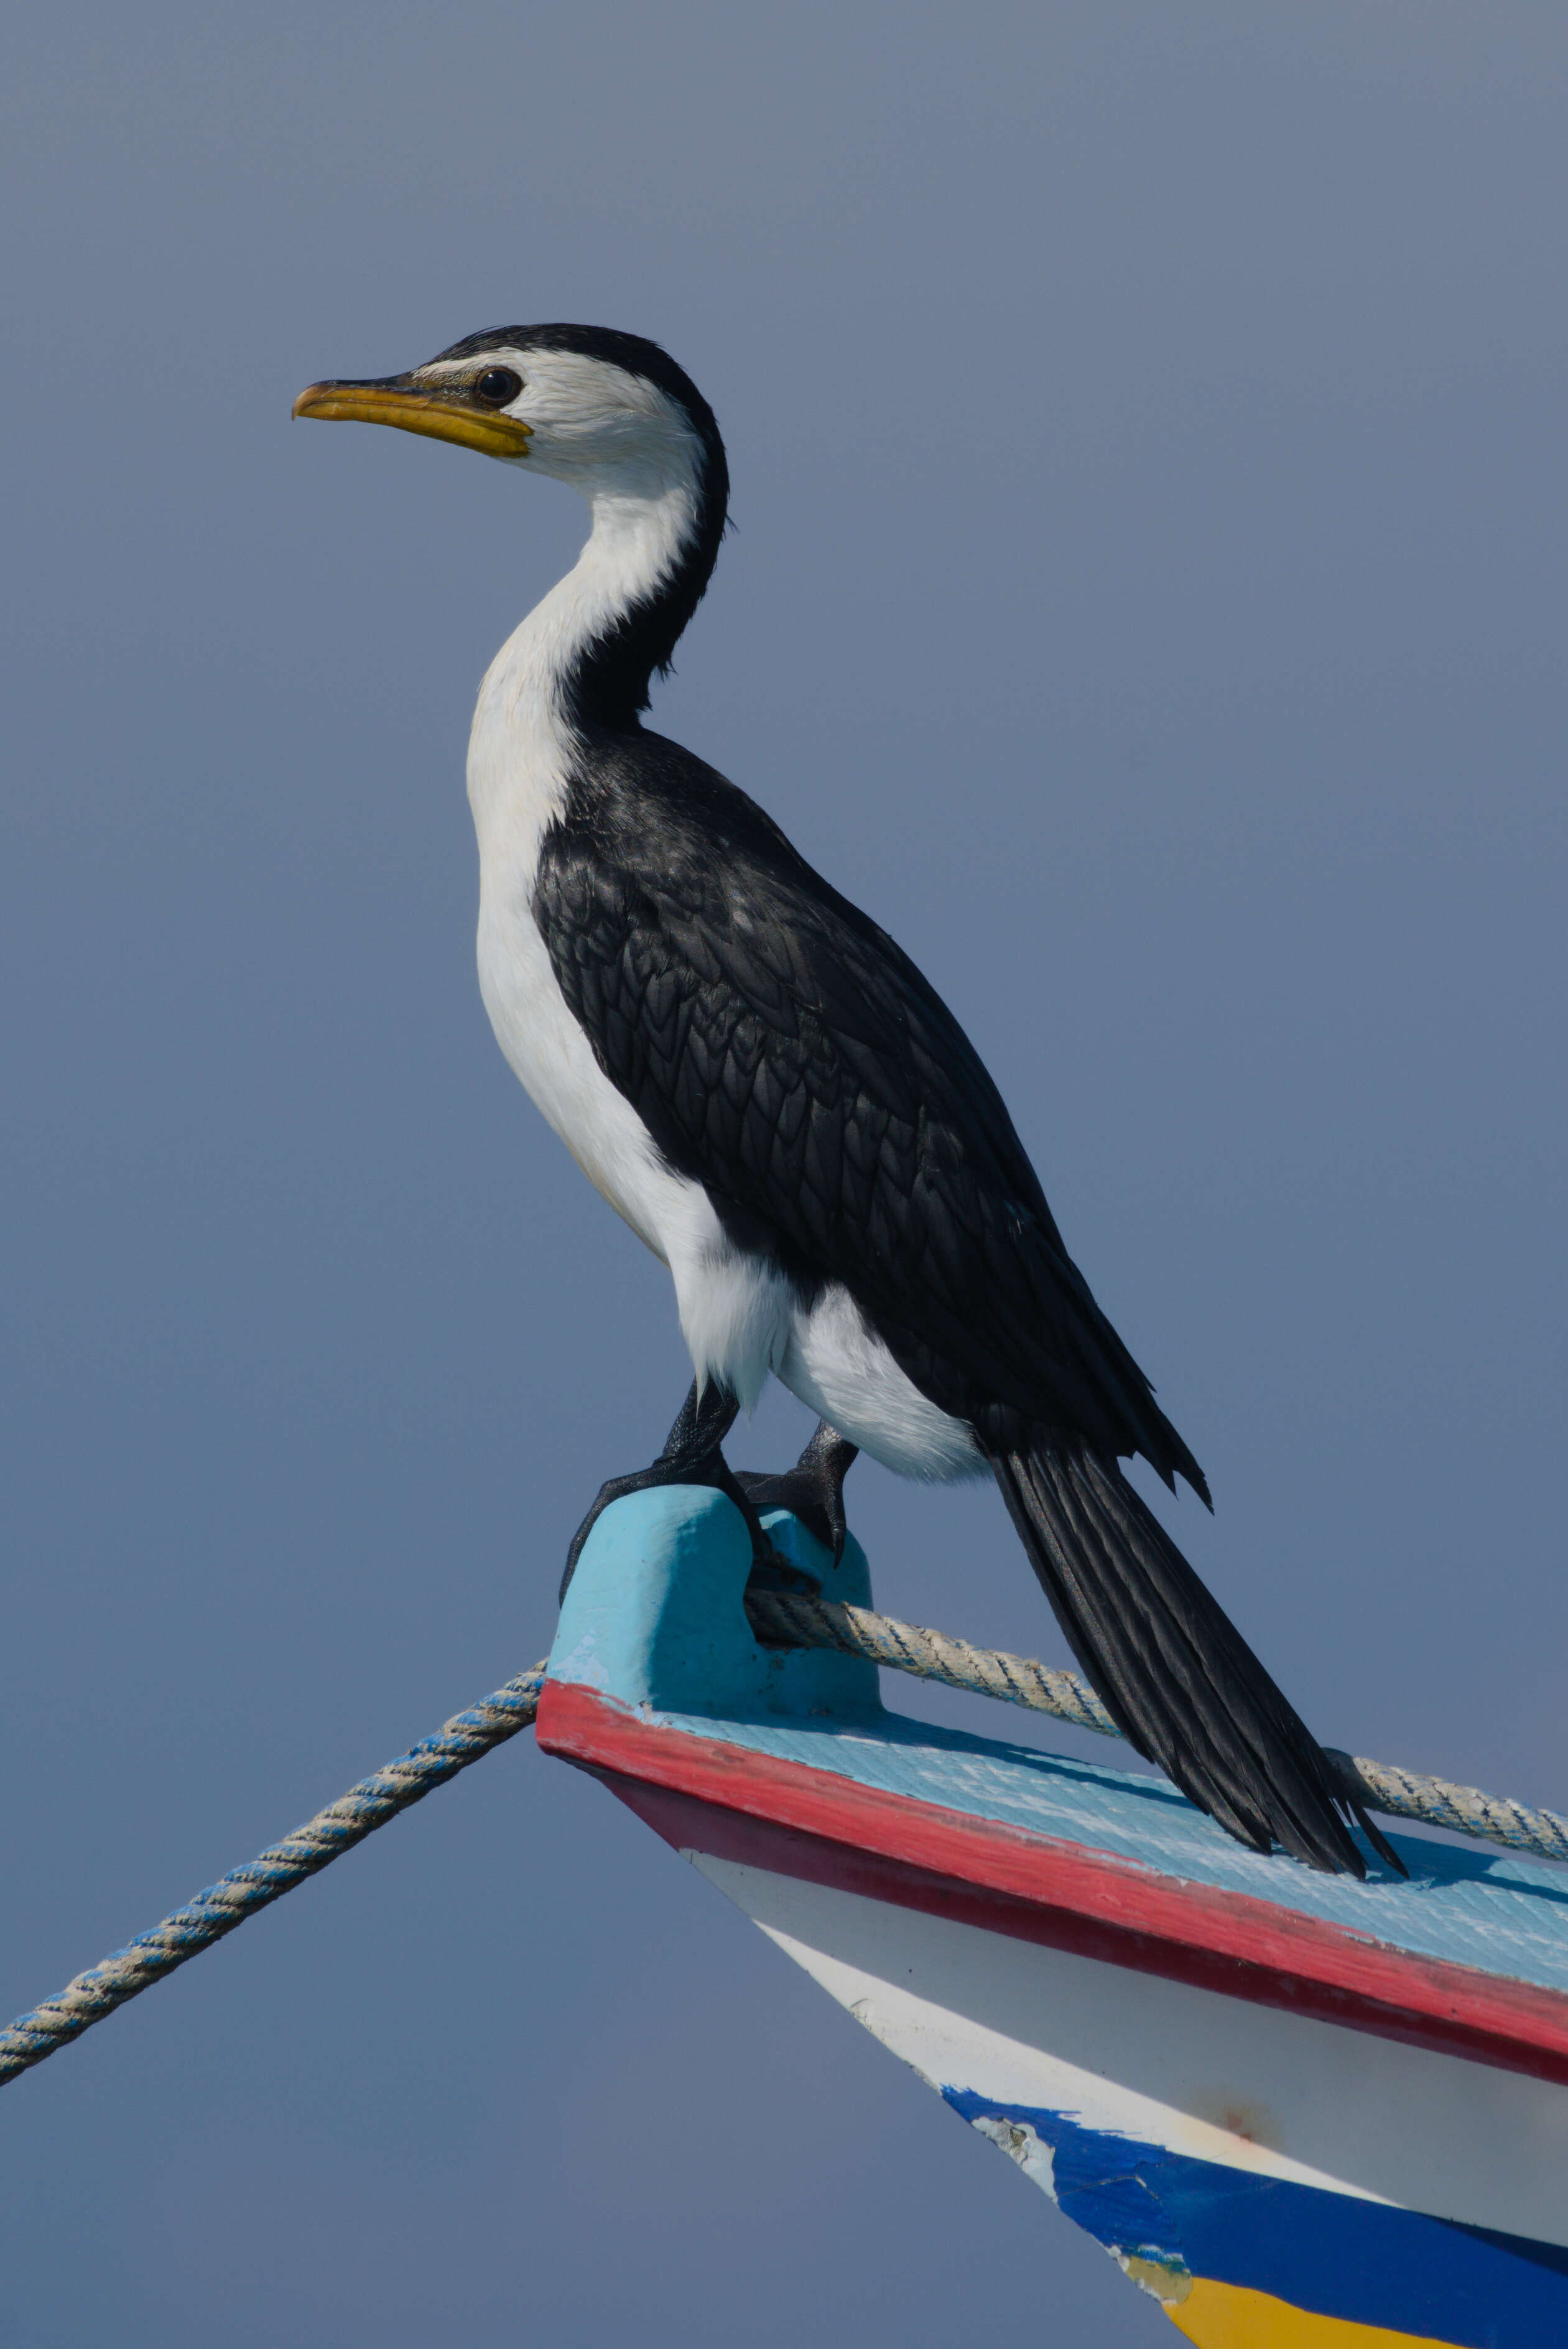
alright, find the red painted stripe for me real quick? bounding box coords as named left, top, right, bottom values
left=537, top=1679, right=1568, bottom=2087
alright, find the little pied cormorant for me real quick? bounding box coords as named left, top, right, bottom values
left=295, top=324, right=1392, bottom=1879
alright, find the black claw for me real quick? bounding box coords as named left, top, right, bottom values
left=736, top=1422, right=860, bottom=1562
left=560, top=1380, right=785, bottom=1603
left=560, top=1470, right=656, bottom=1602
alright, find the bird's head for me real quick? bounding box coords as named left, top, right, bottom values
left=294, top=323, right=724, bottom=509
left=295, top=324, right=729, bottom=723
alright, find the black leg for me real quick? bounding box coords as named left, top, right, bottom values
left=736, top=1420, right=860, bottom=1563
left=560, top=1380, right=781, bottom=1602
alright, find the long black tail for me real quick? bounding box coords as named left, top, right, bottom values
left=992, top=1443, right=1400, bottom=1877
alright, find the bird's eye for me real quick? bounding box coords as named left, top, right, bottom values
left=474, top=367, right=523, bottom=408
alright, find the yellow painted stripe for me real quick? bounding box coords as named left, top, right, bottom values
left=1164, top=2275, right=1464, bottom=2349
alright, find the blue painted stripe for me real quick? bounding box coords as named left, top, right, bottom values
left=944, top=2088, right=1568, bottom=2347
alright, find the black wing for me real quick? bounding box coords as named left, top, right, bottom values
left=536, top=732, right=1207, bottom=1494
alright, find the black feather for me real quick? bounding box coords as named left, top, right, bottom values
left=489, top=327, right=1376, bottom=1874
left=535, top=734, right=1207, bottom=1491
left=993, top=1443, right=1401, bottom=1876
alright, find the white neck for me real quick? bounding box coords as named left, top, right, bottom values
left=466, top=477, right=698, bottom=877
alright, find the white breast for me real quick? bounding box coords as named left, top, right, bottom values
left=777, top=1284, right=984, bottom=1481
left=473, top=847, right=797, bottom=1413
left=467, top=620, right=670, bottom=1256
left=464, top=453, right=983, bottom=1466
left=465, top=546, right=797, bottom=1413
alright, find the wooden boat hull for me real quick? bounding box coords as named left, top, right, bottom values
left=538, top=1487, right=1568, bottom=2346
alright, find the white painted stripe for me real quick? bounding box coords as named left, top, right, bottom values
left=690, top=1850, right=1568, bottom=2247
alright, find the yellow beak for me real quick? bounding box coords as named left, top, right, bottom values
left=292, top=377, right=532, bottom=460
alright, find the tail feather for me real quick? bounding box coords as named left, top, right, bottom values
left=993, top=1443, right=1401, bottom=1877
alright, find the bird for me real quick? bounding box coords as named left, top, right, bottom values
left=294, top=323, right=1394, bottom=1878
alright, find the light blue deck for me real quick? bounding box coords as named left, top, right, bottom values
left=549, top=1485, right=1568, bottom=1995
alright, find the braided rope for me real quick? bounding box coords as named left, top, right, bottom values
left=746, top=1590, right=1568, bottom=1868
left=749, top=1588, right=1123, bottom=1735
left=5, top=1588, right=1564, bottom=2097
left=1327, top=1751, right=1568, bottom=1865
left=0, top=1663, right=547, bottom=2088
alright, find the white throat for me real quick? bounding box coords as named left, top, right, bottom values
left=464, top=469, right=707, bottom=1283
left=466, top=475, right=699, bottom=872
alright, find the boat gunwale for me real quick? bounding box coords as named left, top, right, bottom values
left=537, top=1677, right=1568, bottom=2089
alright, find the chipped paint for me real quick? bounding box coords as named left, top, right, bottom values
left=1120, top=2253, right=1194, bottom=2306
left=940, top=2090, right=1568, bottom=2344
left=960, top=2097, right=1197, bottom=2310
left=969, top=2112, right=1058, bottom=2199
left=547, top=1625, right=612, bottom=1692
left=541, top=1487, right=1568, bottom=2347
